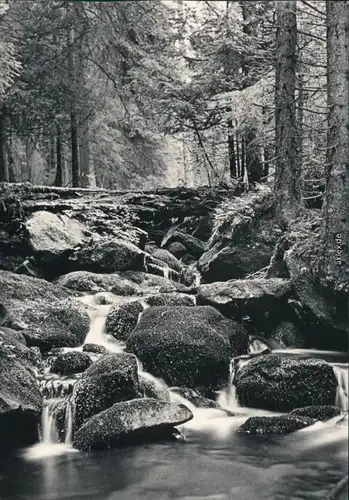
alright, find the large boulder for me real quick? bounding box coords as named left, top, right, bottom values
left=73, top=353, right=141, bottom=429
left=285, top=246, right=349, bottom=351
left=126, top=306, right=237, bottom=395
left=151, top=248, right=183, bottom=273
left=0, top=349, right=42, bottom=447
left=73, top=398, right=193, bottom=451
left=197, top=278, right=292, bottom=330
left=69, top=237, right=146, bottom=273
left=50, top=351, right=92, bottom=375
left=0, top=271, right=90, bottom=351
left=24, top=211, right=87, bottom=260
left=166, top=231, right=205, bottom=259
left=55, top=271, right=138, bottom=295
left=0, top=327, right=41, bottom=367
left=289, top=405, right=341, bottom=421
left=235, top=354, right=337, bottom=412
left=268, top=320, right=306, bottom=348
left=144, top=293, right=195, bottom=307
left=166, top=241, right=187, bottom=260
left=238, top=415, right=314, bottom=435
left=105, top=301, right=144, bottom=341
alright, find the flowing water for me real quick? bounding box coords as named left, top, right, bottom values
left=1, top=294, right=347, bottom=500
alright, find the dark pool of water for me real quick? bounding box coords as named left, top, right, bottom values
left=0, top=414, right=347, bottom=500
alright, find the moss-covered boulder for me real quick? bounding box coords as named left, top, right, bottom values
left=73, top=353, right=141, bottom=429
left=238, top=415, right=315, bottom=435
left=268, top=321, right=306, bottom=348
left=151, top=248, right=183, bottom=273
left=82, top=343, right=108, bottom=355
left=105, top=301, right=144, bottom=341
left=0, top=271, right=90, bottom=352
left=50, top=351, right=92, bottom=375
left=69, top=237, right=146, bottom=273
left=126, top=306, right=235, bottom=394
left=73, top=398, right=193, bottom=451
left=0, top=348, right=43, bottom=447
left=144, top=293, right=195, bottom=307
left=235, top=354, right=337, bottom=412
left=55, top=271, right=138, bottom=295
left=166, top=241, right=187, bottom=259
left=290, top=405, right=341, bottom=421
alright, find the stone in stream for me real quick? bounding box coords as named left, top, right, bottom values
left=196, top=278, right=292, bottom=329
left=73, top=353, right=141, bottom=429
left=235, top=354, right=337, bottom=412
left=170, top=387, right=218, bottom=409
left=144, top=292, right=195, bottom=307
left=24, top=211, right=88, bottom=261
left=166, top=230, right=205, bottom=259
left=150, top=248, right=183, bottom=273
left=82, top=343, right=108, bottom=355
left=55, top=270, right=138, bottom=295
left=105, top=301, right=144, bottom=341
left=0, top=347, right=43, bottom=448
left=166, top=241, right=187, bottom=260
left=268, top=320, right=306, bottom=349
left=126, top=306, right=244, bottom=395
left=289, top=405, right=341, bottom=421
left=238, top=415, right=315, bottom=435
left=69, top=236, right=146, bottom=273
left=0, top=271, right=90, bottom=352
left=73, top=398, right=193, bottom=451
left=50, top=351, right=92, bottom=375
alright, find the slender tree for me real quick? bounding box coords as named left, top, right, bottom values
left=274, top=0, right=300, bottom=221
left=324, top=1, right=349, bottom=277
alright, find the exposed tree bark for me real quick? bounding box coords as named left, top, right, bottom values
left=240, top=1, right=263, bottom=184
left=275, top=0, right=300, bottom=220
left=236, top=131, right=241, bottom=177
left=241, top=137, right=245, bottom=180
left=0, top=111, right=9, bottom=182
left=324, top=1, right=349, bottom=276
left=228, top=117, right=237, bottom=177
left=54, top=124, right=63, bottom=187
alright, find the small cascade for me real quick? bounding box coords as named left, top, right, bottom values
left=216, top=359, right=241, bottom=411
left=39, top=377, right=76, bottom=399
left=64, top=397, right=75, bottom=445
left=194, top=272, right=201, bottom=287
left=332, top=364, right=348, bottom=411
left=248, top=338, right=268, bottom=354
left=40, top=399, right=61, bottom=444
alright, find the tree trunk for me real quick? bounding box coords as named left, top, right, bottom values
left=0, top=112, right=9, bottom=182
left=236, top=132, right=241, bottom=177
left=67, top=4, right=80, bottom=187
left=228, top=117, right=237, bottom=177
left=324, top=1, right=349, bottom=275
left=274, top=0, right=300, bottom=220
left=54, top=124, right=63, bottom=187
left=241, top=137, right=245, bottom=180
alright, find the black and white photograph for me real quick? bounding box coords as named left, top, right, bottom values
left=0, top=1, right=348, bottom=499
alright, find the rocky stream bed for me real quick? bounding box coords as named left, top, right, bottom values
left=0, top=182, right=347, bottom=500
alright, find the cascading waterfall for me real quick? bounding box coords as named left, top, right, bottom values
left=332, top=364, right=348, bottom=411
left=40, top=399, right=60, bottom=444
left=64, top=396, right=75, bottom=445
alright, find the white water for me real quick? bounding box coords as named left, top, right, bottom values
left=332, top=364, right=348, bottom=411
left=248, top=338, right=268, bottom=354
left=64, top=397, right=74, bottom=445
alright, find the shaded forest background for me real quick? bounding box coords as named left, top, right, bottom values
left=0, top=0, right=330, bottom=198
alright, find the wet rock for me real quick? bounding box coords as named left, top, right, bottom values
left=290, top=405, right=341, bottom=421
left=167, top=231, right=205, bottom=259
left=238, top=415, right=315, bottom=435
left=24, top=211, right=87, bottom=260
left=21, top=298, right=90, bottom=352
left=144, top=293, right=195, bottom=307
left=73, top=353, right=141, bottom=429
left=269, top=321, right=306, bottom=348
left=105, top=301, right=144, bottom=341
left=82, top=344, right=108, bottom=355
left=166, top=241, right=187, bottom=259
left=69, top=236, right=146, bottom=273
left=126, top=306, right=234, bottom=394
left=197, top=278, right=291, bottom=328
left=170, top=387, right=218, bottom=408
left=151, top=248, right=183, bottom=273
left=73, top=398, right=193, bottom=451
left=139, top=373, right=171, bottom=402
left=0, top=271, right=89, bottom=352
left=50, top=351, right=92, bottom=375
left=55, top=271, right=137, bottom=295
left=121, top=271, right=187, bottom=294
left=235, top=354, right=337, bottom=412
left=0, top=349, right=42, bottom=447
